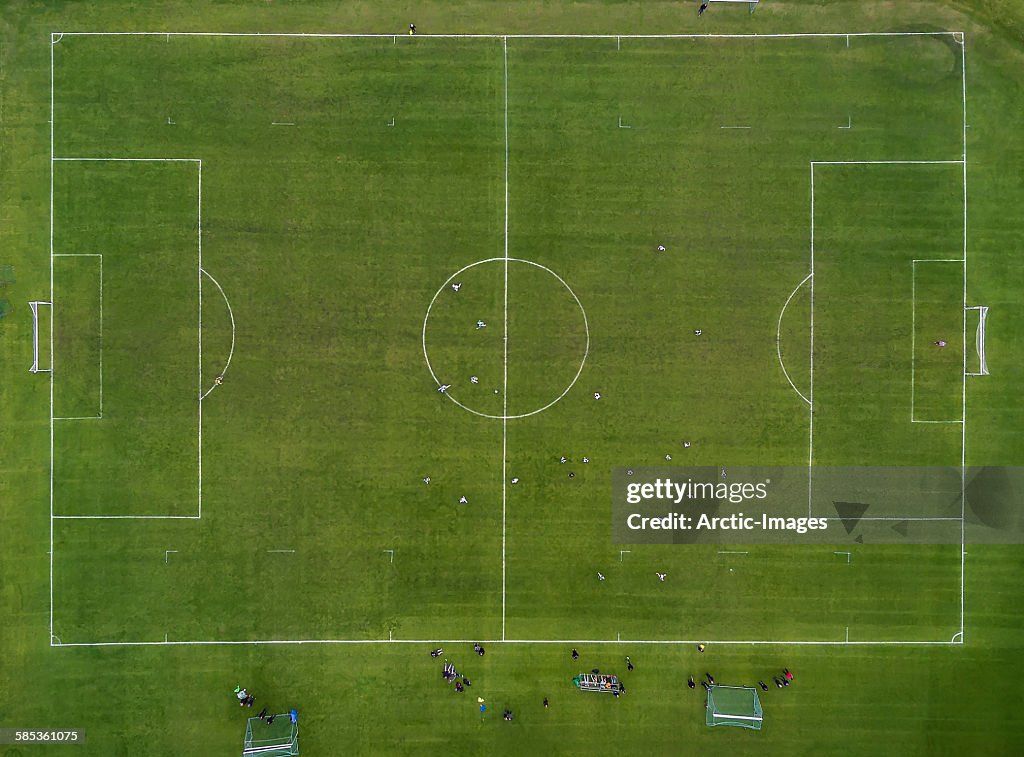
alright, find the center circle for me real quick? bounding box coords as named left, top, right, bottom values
left=422, top=258, right=589, bottom=420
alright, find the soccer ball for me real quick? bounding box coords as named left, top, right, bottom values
left=594, top=392, right=601, bottom=400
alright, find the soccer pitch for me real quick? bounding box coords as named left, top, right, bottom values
left=47, top=30, right=969, bottom=648
left=4, top=2, right=1024, bottom=754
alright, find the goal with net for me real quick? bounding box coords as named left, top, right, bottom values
left=705, top=685, right=763, bottom=730
left=242, top=715, right=299, bottom=756
left=966, top=305, right=990, bottom=376
left=707, top=0, right=760, bottom=13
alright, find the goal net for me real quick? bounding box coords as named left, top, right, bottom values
left=707, top=0, right=760, bottom=13
left=706, top=685, right=763, bottom=730
left=242, top=716, right=299, bottom=756
left=966, top=306, right=990, bottom=376
left=29, top=301, right=52, bottom=373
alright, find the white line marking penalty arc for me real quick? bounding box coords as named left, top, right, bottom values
left=776, top=273, right=812, bottom=405
left=198, top=268, right=236, bottom=400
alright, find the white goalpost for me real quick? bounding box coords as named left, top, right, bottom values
left=966, top=305, right=989, bottom=376
left=706, top=0, right=760, bottom=13
left=29, top=300, right=52, bottom=373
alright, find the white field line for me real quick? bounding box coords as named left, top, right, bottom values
left=808, top=160, right=967, bottom=522
left=776, top=273, right=812, bottom=405
left=421, top=258, right=589, bottom=420
left=811, top=160, right=964, bottom=166
left=197, top=160, right=203, bottom=519
left=198, top=267, right=236, bottom=400
left=52, top=156, right=201, bottom=162
left=53, top=32, right=964, bottom=39
left=823, top=517, right=962, bottom=522
left=54, top=515, right=201, bottom=520
left=51, top=637, right=964, bottom=648
left=501, top=35, right=509, bottom=642
left=808, top=163, right=815, bottom=518
left=49, top=31, right=55, bottom=643
left=960, top=36, right=968, bottom=642
left=49, top=32, right=970, bottom=648
left=49, top=158, right=203, bottom=523
left=911, top=260, right=916, bottom=419
left=911, top=259, right=965, bottom=424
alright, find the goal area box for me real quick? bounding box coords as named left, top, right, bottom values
left=242, top=716, right=298, bottom=756
left=706, top=685, right=763, bottom=730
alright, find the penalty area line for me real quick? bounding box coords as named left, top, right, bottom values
left=52, top=637, right=966, bottom=648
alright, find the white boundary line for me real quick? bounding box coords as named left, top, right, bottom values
left=776, top=273, right=812, bottom=405
left=51, top=253, right=103, bottom=419
left=960, top=36, right=968, bottom=643
left=51, top=637, right=963, bottom=648
left=49, top=30, right=970, bottom=648
left=501, top=35, right=509, bottom=642
left=53, top=31, right=963, bottom=39
left=55, top=514, right=200, bottom=520
left=911, top=259, right=965, bottom=424
left=824, top=517, right=961, bottom=522
left=48, top=32, right=55, bottom=644
left=808, top=162, right=814, bottom=518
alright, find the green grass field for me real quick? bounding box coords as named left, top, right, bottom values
left=3, top=2, right=1024, bottom=755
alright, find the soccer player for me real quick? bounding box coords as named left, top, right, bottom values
left=438, top=384, right=451, bottom=393
left=458, top=496, right=468, bottom=504
left=476, top=320, right=487, bottom=329
left=571, top=648, right=579, bottom=660
left=431, top=648, right=443, bottom=657
left=597, top=572, right=605, bottom=581
left=699, top=2, right=709, bottom=15
left=774, top=676, right=784, bottom=688
left=657, top=244, right=666, bottom=252
left=688, top=675, right=696, bottom=689
left=706, top=672, right=715, bottom=685
left=511, top=477, right=519, bottom=485
left=759, top=680, right=769, bottom=691
left=451, top=282, right=461, bottom=292
left=656, top=572, right=667, bottom=582
left=543, top=697, right=549, bottom=709
left=409, top=23, right=417, bottom=34
left=784, top=668, right=794, bottom=681
left=626, top=656, right=634, bottom=671
left=423, top=476, right=431, bottom=485
left=934, top=340, right=947, bottom=347
left=697, top=643, right=705, bottom=653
